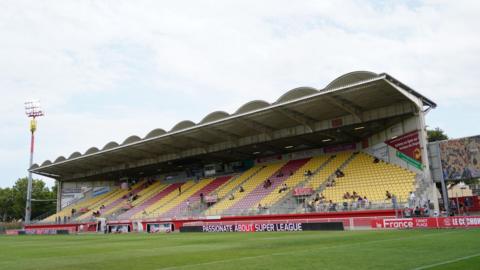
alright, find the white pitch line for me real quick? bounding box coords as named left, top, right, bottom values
left=411, top=252, right=480, bottom=270
left=157, top=230, right=460, bottom=270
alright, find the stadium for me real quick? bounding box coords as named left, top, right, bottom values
left=3, top=70, right=480, bottom=269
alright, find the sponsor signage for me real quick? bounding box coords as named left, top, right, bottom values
left=293, top=187, right=314, bottom=196
left=385, top=131, right=423, bottom=170
left=371, top=216, right=480, bottom=229
left=148, top=223, right=173, bottom=233
left=204, top=195, right=218, bottom=203
left=180, top=222, right=344, bottom=233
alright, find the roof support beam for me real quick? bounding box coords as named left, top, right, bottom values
left=129, top=146, right=162, bottom=158
left=274, top=107, right=316, bottom=132
left=175, top=135, right=209, bottom=153
left=152, top=141, right=185, bottom=152
left=324, top=96, right=364, bottom=122
left=201, top=127, right=241, bottom=143
left=236, top=118, right=274, bottom=138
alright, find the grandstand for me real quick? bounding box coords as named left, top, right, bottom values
left=28, top=71, right=440, bottom=228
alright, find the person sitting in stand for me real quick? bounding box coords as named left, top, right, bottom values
left=373, top=157, right=380, bottom=163
left=328, top=200, right=336, bottom=212
left=414, top=206, right=421, bottom=217
left=289, top=170, right=294, bottom=176
left=278, top=183, right=288, bottom=193
left=239, top=185, right=245, bottom=192
left=229, top=193, right=235, bottom=200
left=385, top=190, right=392, bottom=200
left=343, top=192, right=351, bottom=200
left=263, top=179, right=272, bottom=188
left=335, top=169, right=345, bottom=177
left=307, top=170, right=313, bottom=176
left=352, top=191, right=358, bottom=199
left=404, top=207, right=412, bottom=218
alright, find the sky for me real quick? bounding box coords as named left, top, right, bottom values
left=0, top=0, right=479, bottom=188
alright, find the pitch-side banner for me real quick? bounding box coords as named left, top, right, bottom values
left=180, top=222, right=344, bottom=233
left=371, top=216, right=480, bottom=229
left=385, top=131, right=423, bottom=170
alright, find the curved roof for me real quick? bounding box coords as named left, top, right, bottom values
left=122, top=135, right=141, bottom=145
left=170, top=120, right=196, bottom=132
left=235, top=100, right=270, bottom=114
left=84, top=147, right=99, bottom=155
left=31, top=70, right=439, bottom=179
left=68, top=152, right=82, bottom=159
left=276, top=87, right=318, bottom=103
left=144, top=128, right=167, bottom=139
left=199, top=111, right=230, bottom=124
left=41, top=160, right=52, bottom=166
left=54, top=156, right=66, bottom=163
left=324, top=71, right=378, bottom=90
left=30, top=163, right=39, bottom=169
left=102, top=141, right=119, bottom=150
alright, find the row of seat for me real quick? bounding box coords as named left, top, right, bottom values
left=45, top=151, right=419, bottom=222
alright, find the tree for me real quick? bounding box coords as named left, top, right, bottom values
left=0, top=187, right=14, bottom=221
left=427, top=127, right=449, bottom=142
left=1, top=178, right=56, bottom=221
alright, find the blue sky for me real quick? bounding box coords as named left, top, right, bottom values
left=0, top=0, right=479, bottom=188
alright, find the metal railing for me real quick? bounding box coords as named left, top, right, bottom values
left=107, top=198, right=409, bottom=221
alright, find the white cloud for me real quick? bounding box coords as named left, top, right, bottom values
left=0, top=0, right=479, bottom=187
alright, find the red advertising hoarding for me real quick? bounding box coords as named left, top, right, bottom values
left=385, top=131, right=423, bottom=170
left=371, top=216, right=480, bottom=229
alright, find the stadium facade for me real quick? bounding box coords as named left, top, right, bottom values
left=28, top=71, right=451, bottom=231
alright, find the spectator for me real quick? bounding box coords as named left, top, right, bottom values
left=409, top=192, right=416, bottom=208
left=178, top=185, right=182, bottom=195
left=239, top=186, right=245, bottom=192
left=385, top=191, right=392, bottom=200
left=229, top=194, right=235, bottom=200
left=391, top=195, right=398, bottom=209
left=278, top=183, right=288, bottom=193
left=363, top=196, right=369, bottom=208
left=263, top=179, right=272, bottom=188
left=414, top=206, right=421, bottom=217
left=450, top=200, right=457, bottom=213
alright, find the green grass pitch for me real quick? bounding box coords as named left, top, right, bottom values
left=1, top=229, right=480, bottom=270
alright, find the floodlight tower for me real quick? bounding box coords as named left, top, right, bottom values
left=24, top=100, right=44, bottom=224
